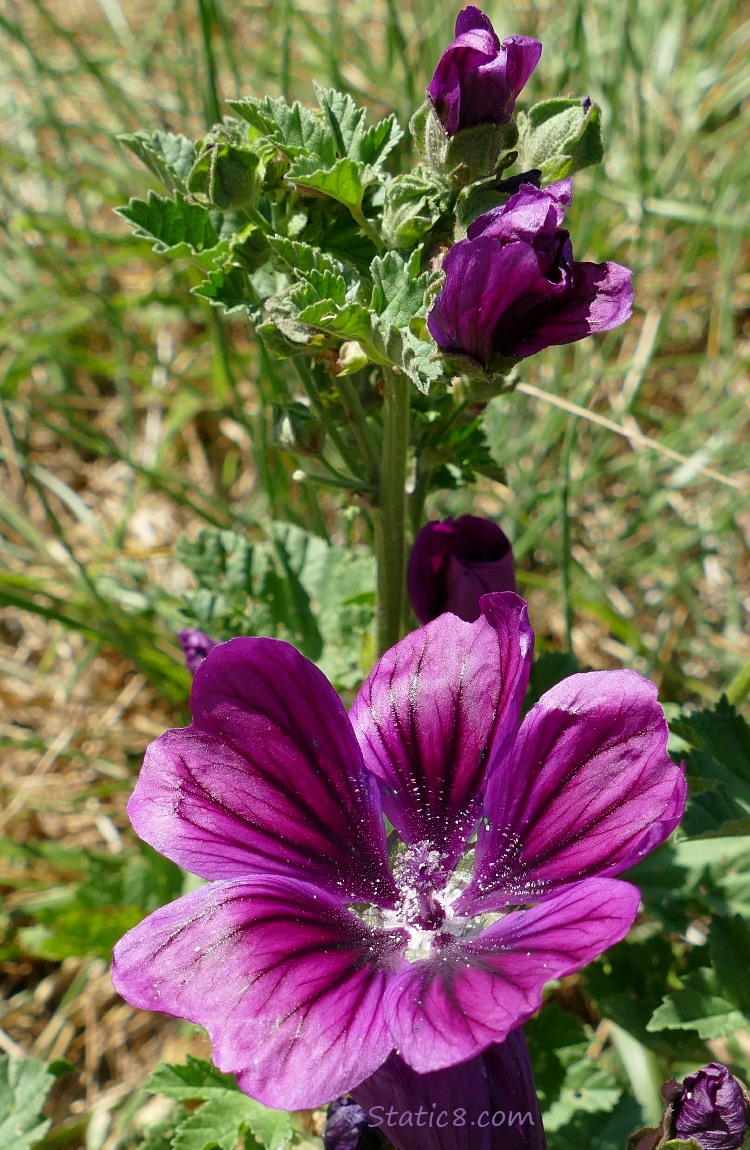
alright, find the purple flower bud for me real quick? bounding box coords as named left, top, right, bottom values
left=427, top=180, right=633, bottom=368
left=673, top=1063, right=748, bottom=1150
left=324, top=1096, right=371, bottom=1150
left=428, top=7, right=542, bottom=135
left=408, top=516, right=515, bottom=625
left=178, top=628, right=218, bottom=675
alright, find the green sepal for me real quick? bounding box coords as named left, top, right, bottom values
left=187, top=123, right=263, bottom=211
left=517, top=96, right=604, bottom=182
left=410, top=99, right=518, bottom=186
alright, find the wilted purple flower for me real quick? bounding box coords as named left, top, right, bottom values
left=408, top=516, right=515, bottom=625
left=178, top=628, right=218, bottom=675
left=673, top=1064, right=748, bottom=1150
left=113, top=594, right=685, bottom=1110
left=428, top=179, right=633, bottom=367
left=353, top=1029, right=546, bottom=1150
left=428, top=8, right=542, bottom=135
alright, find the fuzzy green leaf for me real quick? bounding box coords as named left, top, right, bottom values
left=0, top=1055, right=53, bottom=1150
left=146, top=1057, right=239, bottom=1101
left=117, top=192, right=226, bottom=261
left=648, top=966, right=748, bottom=1039
left=118, top=130, right=197, bottom=194
left=286, top=156, right=374, bottom=211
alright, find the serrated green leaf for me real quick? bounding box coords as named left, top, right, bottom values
left=382, top=169, right=449, bottom=250
left=314, top=84, right=367, bottom=158
left=171, top=1095, right=255, bottom=1150
left=116, top=192, right=225, bottom=261
left=0, top=1054, right=53, bottom=1150
left=648, top=966, right=749, bottom=1039
left=359, top=113, right=404, bottom=166
left=118, top=130, right=197, bottom=194
left=228, top=95, right=330, bottom=162
left=193, top=264, right=256, bottom=315
left=672, top=698, right=750, bottom=837
left=146, top=1057, right=240, bottom=1101
left=287, top=156, right=374, bottom=211
left=370, top=251, right=435, bottom=327
left=267, top=237, right=344, bottom=280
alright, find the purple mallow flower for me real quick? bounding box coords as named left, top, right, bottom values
left=353, top=1028, right=547, bottom=1150
left=408, top=515, right=515, bottom=625
left=427, top=179, right=634, bottom=368
left=178, top=628, right=218, bottom=675
left=673, top=1064, right=748, bottom=1150
left=113, top=594, right=685, bottom=1110
left=324, top=1096, right=371, bottom=1150
left=428, top=7, right=541, bottom=136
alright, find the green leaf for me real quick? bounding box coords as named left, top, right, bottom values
left=116, top=192, right=225, bottom=261
left=267, top=237, right=344, bottom=280
left=193, top=264, right=256, bottom=315
left=118, top=130, right=197, bottom=194
left=672, top=698, right=750, bottom=837
left=518, top=97, right=604, bottom=182
left=359, top=114, right=404, bottom=166
left=382, top=169, right=450, bottom=250
left=370, top=251, right=435, bottom=328
left=648, top=966, right=749, bottom=1039
left=525, top=1004, right=589, bottom=1106
left=709, top=915, right=750, bottom=1010
left=228, top=95, right=330, bottom=161
left=543, top=1048, right=622, bottom=1132
left=286, top=156, right=374, bottom=211
left=0, top=1054, right=53, bottom=1150
left=313, top=84, right=367, bottom=157
left=146, top=1057, right=239, bottom=1101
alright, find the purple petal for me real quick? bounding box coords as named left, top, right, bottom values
left=128, top=637, right=397, bottom=905
left=351, top=594, right=533, bottom=869
left=428, top=9, right=540, bottom=135
left=407, top=516, right=515, bottom=625
left=385, top=878, right=640, bottom=1072
left=468, top=181, right=570, bottom=243
left=112, top=875, right=406, bottom=1109
left=674, top=1063, right=748, bottom=1150
left=178, top=629, right=219, bottom=675
left=428, top=238, right=549, bottom=367
left=459, top=671, right=686, bottom=914
left=502, top=260, right=634, bottom=358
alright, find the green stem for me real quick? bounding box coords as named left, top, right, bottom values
left=350, top=204, right=385, bottom=253
left=560, top=417, right=578, bottom=657
left=375, top=367, right=410, bottom=656
left=727, top=656, right=750, bottom=707
left=336, top=374, right=380, bottom=487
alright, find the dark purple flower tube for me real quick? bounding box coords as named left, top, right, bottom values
left=352, top=1029, right=546, bottom=1150
left=178, top=628, right=218, bottom=675
left=408, top=516, right=515, bottom=625
left=428, top=7, right=541, bottom=135
left=427, top=180, right=633, bottom=368
left=673, top=1063, right=748, bottom=1150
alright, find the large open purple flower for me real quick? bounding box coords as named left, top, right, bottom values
left=427, top=8, right=542, bottom=135
left=112, top=593, right=685, bottom=1110
left=427, top=179, right=633, bottom=367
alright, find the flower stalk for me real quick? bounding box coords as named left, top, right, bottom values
left=375, top=366, right=410, bottom=655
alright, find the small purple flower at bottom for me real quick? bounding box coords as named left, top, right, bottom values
left=673, top=1063, right=748, bottom=1150
left=353, top=1029, right=546, bottom=1150
left=427, top=180, right=633, bottom=368
left=178, top=628, right=218, bottom=675
left=427, top=8, right=541, bottom=135
left=113, top=594, right=685, bottom=1110
left=324, top=1096, right=372, bottom=1150
left=408, top=515, right=515, bottom=624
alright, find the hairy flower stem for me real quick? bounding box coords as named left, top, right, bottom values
left=375, top=367, right=409, bottom=655
left=336, top=375, right=380, bottom=489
